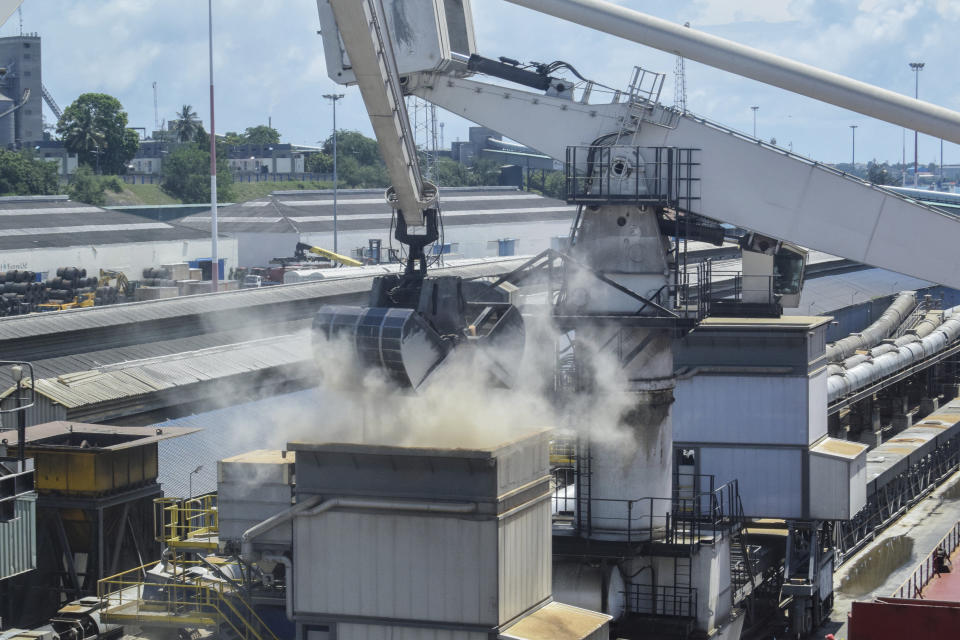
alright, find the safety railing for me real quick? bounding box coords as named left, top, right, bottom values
left=893, top=520, right=960, bottom=599
left=625, top=583, right=698, bottom=619
left=564, top=146, right=700, bottom=210
left=98, top=560, right=278, bottom=640
left=836, top=436, right=960, bottom=563
left=154, top=495, right=218, bottom=549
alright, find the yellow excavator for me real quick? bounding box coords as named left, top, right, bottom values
left=293, top=242, right=363, bottom=267
left=99, top=269, right=133, bottom=298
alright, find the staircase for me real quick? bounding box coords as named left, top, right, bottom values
left=98, top=559, right=280, bottom=640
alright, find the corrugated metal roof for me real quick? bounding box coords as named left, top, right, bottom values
left=0, top=196, right=210, bottom=249
left=179, top=187, right=577, bottom=234
left=0, top=257, right=526, bottom=344
left=153, top=388, right=325, bottom=497
left=0, top=333, right=313, bottom=408
left=787, top=268, right=933, bottom=316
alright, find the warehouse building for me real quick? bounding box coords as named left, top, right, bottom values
left=0, top=195, right=237, bottom=280
left=179, top=186, right=576, bottom=268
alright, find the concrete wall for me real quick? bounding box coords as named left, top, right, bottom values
left=236, top=232, right=299, bottom=268
left=0, top=237, right=238, bottom=282
left=299, top=218, right=573, bottom=262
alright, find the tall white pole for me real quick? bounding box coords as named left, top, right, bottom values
left=209, top=0, right=219, bottom=292
left=910, top=61, right=924, bottom=187
left=323, top=93, right=344, bottom=253
left=850, top=124, right=857, bottom=166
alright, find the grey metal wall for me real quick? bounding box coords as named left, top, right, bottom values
left=0, top=396, right=66, bottom=431
left=498, top=498, right=552, bottom=623
left=0, top=493, right=36, bottom=580
left=294, top=512, right=500, bottom=625
left=696, top=446, right=804, bottom=519
left=674, top=375, right=813, bottom=446
left=334, top=624, right=487, bottom=640
left=809, top=450, right=867, bottom=521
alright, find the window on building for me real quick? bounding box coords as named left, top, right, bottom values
left=23, top=53, right=31, bottom=59
left=23, top=42, right=30, bottom=48
left=147, top=160, right=153, bottom=172
left=23, top=71, right=30, bottom=77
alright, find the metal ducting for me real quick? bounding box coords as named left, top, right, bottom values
left=827, top=305, right=960, bottom=402
left=825, top=291, right=917, bottom=363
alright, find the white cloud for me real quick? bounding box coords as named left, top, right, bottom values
left=691, top=0, right=801, bottom=25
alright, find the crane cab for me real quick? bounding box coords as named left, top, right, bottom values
left=317, top=0, right=477, bottom=85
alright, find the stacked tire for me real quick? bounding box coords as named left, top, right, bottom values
left=94, top=286, right=119, bottom=306
left=141, top=267, right=175, bottom=287
left=0, top=269, right=42, bottom=316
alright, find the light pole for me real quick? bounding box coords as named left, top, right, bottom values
left=11, top=365, right=24, bottom=471
left=909, top=61, right=924, bottom=187
left=188, top=465, right=203, bottom=499
left=208, top=0, right=219, bottom=293
left=849, top=125, right=857, bottom=167
left=751, top=105, right=759, bottom=138
left=323, top=93, right=345, bottom=253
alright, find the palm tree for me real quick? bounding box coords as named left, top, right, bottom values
left=60, top=108, right=106, bottom=172
left=172, top=104, right=201, bottom=142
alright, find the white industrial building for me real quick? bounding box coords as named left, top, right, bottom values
left=0, top=195, right=237, bottom=280
left=179, top=186, right=576, bottom=268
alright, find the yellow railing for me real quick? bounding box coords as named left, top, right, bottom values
left=154, top=495, right=219, bottom=549
left=98, top=559, right=279, bottom=640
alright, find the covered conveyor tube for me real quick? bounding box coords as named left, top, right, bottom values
left=827, top=305, right=960, bottom=403
left=825, top=291, right=917, bottom=362
left=504, top=0, right=960, bottom=145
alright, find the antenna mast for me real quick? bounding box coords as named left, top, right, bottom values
left=152, top=81, right=160, bottom=132
left=673, top=21, right=689, bottom=112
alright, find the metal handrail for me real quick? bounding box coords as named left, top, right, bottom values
left=893, top=520, right=960, bottom=598
left=98, top=560, right=278, bottom=640
left=154, top=495, right=219, bottom=544
left=625, top=583, right=698, bottom=618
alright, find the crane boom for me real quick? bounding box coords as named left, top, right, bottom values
left=0, top=0, right=22, bottom=29
left=505, top=0, right=960, bottom=146
left=323, top=0, right=435, bottom=226
left=408, top=74, right=960, bottom=290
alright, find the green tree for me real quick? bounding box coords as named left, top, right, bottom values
left=322, top=130, right=382, bottom=165
left=161, top=142, right=233, bottom=203
left=469, top=158, right=501, bottom=186
left=244, top=125, right=281, bottom=144
left=305, top=152, right=333, bottom=174
left=867, top=160, right=892, bottom=186
left=68, top=165, right=110, bottom=206
left=221, top=131, right=246, bottom=145
left=0, top=149, right=60, bottom=196
left=433, top=157, right=472, bottom=187
left=172, top=105, right=202, bottom=143
left=57, top=93, right=139, bottom=174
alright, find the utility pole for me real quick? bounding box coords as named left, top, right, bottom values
left=751, top=105, right=759, bottom=138
left=152, top=81, right=160, bottom=132
left=909, top=62, right=924, bottom=187
left=850, top=125, right=857, bottom=166
left=208, top=0, right=219, bottom=292
left=323, top=93, right=345, bottom=253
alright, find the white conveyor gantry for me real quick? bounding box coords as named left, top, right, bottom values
left=323, top=0, right=435, bottom=226
left=505, top=0, right=960, bottom=145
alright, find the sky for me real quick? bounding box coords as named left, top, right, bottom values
left=2, top=0, right=958, bottom=166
